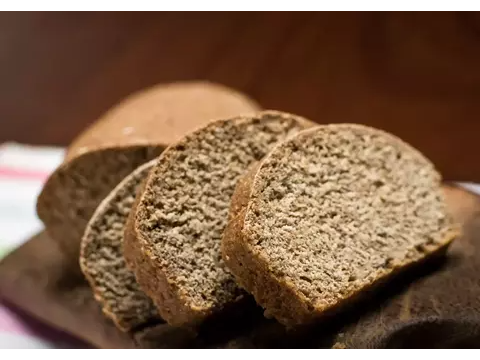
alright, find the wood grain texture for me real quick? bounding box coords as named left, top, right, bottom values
left=1, top=12, right=479, bottom=181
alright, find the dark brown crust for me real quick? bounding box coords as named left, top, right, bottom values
left=126, top=111, right=315, bottom=327
left=65, top=81, right=261, bottom=162
left=222, top=126, right=460, bottom=326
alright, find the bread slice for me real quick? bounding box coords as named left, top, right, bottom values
left=124, top=111, right=313, bottom=327
left=37, top=81, right=260, bottom=264
left=80, top=160, right=159, bottom=332
left=222, top=124, right=459, bottom=327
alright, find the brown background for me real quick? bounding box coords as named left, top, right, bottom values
left=1, top=12, right=479, bottom=181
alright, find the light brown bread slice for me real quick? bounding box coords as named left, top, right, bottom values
left=37, top=81, right=260, bottom=264
left=124, top=111, right=313, bottom=327
left=222, top=124, right=459, bottom=327
left=80, top=160, right=159, bottom=332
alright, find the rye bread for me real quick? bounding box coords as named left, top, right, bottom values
left=222, top=124, right=459, bottom=327
left=80, top=160, right=160, bottom=332
left=0, top=184, right=477, bottom=348
left=36, top=81, right=260, bottom=264
left=124, top=111, right=313, bottom=327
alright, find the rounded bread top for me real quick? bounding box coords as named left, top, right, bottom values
left=66, top=81, right=261, bottom=162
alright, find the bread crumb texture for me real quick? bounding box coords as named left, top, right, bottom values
left=133, top=111, right=311, bottom=325
left=37, top=81, right=261, bottom=264
left=225, top=124, right=457, bottom=326
left=80, top=161, right=160, bottom=331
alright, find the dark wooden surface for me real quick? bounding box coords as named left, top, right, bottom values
left=1, top=12, right=480, bottom=181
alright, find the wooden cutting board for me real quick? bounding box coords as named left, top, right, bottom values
left=1, top=184, right=480, bottom=348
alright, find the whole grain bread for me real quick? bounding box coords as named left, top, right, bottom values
left=222, top=124, right=459, bottom=327
left=80, top=160, right=160, bottom=332
left=0, top=185, right=477, bottom=349
left=36, top=81, right=260, bottom=264
left=124, top=111, right=313, bottom=327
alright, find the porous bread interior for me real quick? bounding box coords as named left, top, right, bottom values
left=80, top=160, right=160, bottom=332
left=244, top=124, right=455, bottom=313
left=38, top=146, right=163, bottom=262
left=38, top=81, right=261, bottom=264
left=136, top=112, right=308, bottom=314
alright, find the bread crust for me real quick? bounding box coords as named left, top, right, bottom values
left=222, top=124, right=460, bottom=327
left=36, top=81, right=261, bottom=265
left=65, top=81, right=261, bottom=162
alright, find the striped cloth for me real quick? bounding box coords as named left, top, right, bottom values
left=0, top=143, right=64, bottom=348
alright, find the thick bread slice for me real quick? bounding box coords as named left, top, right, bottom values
left=222, top=124, right=459, bottom=327
left=37, top=81, right=260, bottom=264
left=125, top=111, right=313, bottom=327
left=80, top=160, right=160, bottom=332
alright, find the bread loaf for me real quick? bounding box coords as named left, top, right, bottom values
left=37, top=81, right=260, bottom=264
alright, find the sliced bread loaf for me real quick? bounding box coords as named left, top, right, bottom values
left=80, top=160, right=159, bottom=332
left=37, top=81, right=260, bottom=264
left=222, top=124, right=459, bottom=327
left=124, top=111, right=313, bottom=327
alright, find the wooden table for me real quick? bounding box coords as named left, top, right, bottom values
left=1, top=12, right=479, bottom=181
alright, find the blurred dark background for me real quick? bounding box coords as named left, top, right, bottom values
left=0, top=12, right=479, bottom=181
